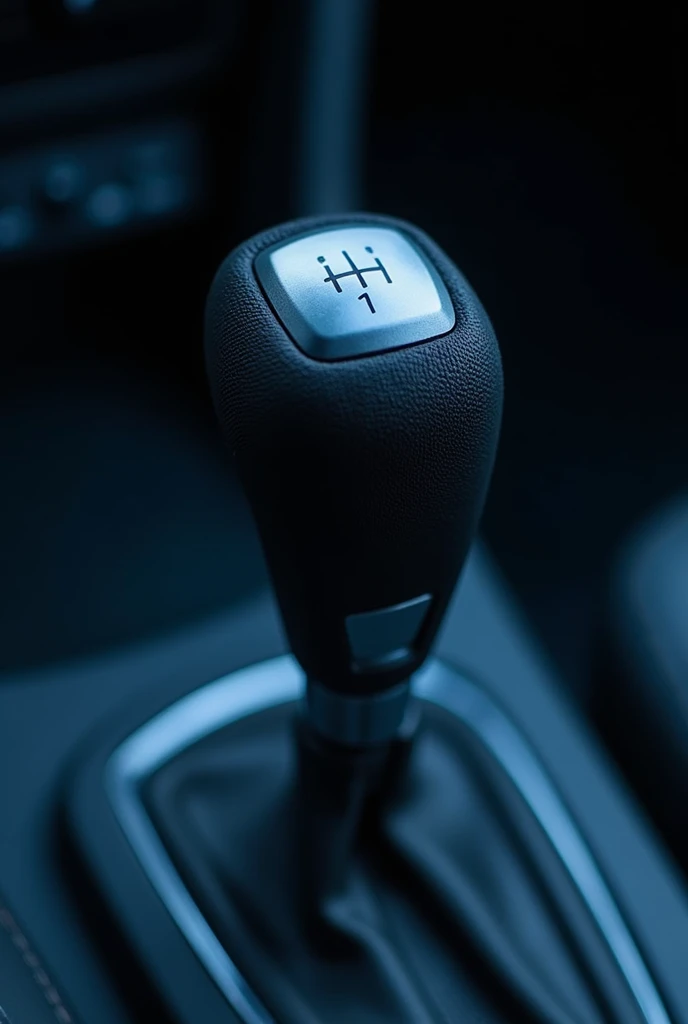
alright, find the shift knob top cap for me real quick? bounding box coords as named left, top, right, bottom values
left=205, top=213, right=503, bottom=698
left=254, top=225, right=456, bottom=361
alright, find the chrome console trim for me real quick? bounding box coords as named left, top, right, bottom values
left=106, top=656, right=671, bottom=1024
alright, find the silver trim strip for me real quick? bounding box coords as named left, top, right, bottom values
left=306, top=678, right=411, bottom=746
left=107, top=656, right=671, bottom=1024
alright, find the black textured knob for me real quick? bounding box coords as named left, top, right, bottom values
left=205, top=213, right=502, bottom=705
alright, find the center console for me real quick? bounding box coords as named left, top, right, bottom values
left=53, top=546, right=688, bottom=1023
left=47, top=214, right=688, bottom=1022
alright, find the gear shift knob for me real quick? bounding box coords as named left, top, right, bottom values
left=205, top=214, right=502, bottom=743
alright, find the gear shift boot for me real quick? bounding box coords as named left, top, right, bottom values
left=144, top=669, right=643, bottom=1024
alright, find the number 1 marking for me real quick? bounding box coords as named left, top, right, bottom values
left=358, top=292, right=376, bottom=314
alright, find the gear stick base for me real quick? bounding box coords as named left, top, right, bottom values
left=116, top=658, right=648, bottom=1024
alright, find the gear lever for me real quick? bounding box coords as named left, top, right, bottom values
left=140, top=216, right=640, bottom=1024
left=205, top=214, right=502, bottom=746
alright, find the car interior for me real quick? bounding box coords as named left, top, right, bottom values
left=1, top=2, right=687, bottom=1022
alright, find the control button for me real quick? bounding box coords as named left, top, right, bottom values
left=84, top=182, right=132, bottom=228
left=135, top=173, right=185, bottom=216
left=128, top=138, right=176, bottom=172
left=40, top=157, right=85, bottom=210
left=346, top=594, right=433, bottom=672
left=254, top=225, right=455, bottom=360
left=0, top=205, right=33, bottom=251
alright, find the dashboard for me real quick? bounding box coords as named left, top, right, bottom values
left=0, top=0, right=218, bottom=82
left=0, top=0, right=240, bottom=260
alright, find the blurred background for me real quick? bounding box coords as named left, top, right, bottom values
left=0, top=0, right=685, bottom=714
